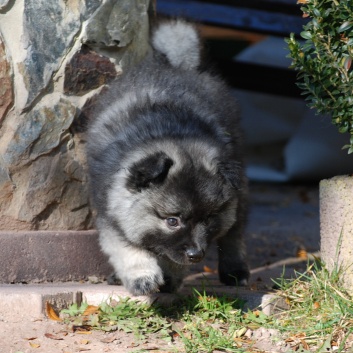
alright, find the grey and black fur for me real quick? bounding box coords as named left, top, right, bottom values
left=86, top=19, right=250, bottom=296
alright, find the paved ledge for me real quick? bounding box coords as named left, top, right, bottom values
left=0, top=281, right=287, bottom=323
left=0, top=230, right=113, bottom=283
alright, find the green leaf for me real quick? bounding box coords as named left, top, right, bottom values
left=338, top=21, right=353, bottom=32
left=300, top=31, right=312, bottom=39
left=339, top=125, right=349, bottom=133
left=313, top=8, right=321, bottom=17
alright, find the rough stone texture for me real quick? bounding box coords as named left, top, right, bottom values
left=85, top=0, right=149, bottom=48
left=64, top=46, right=118, bottom=96
left=320, top=175, right=353, bottom=293
left=0, top=0, right=152, bottom=231
left=83, top=0, right=151, bottom=68
left=4, top=98, right=76, bottom=165
left=0, top=97, right=93, bottom=230
left=21, top=0, right=101, bottom=108
left=72, top=92, right=107, bottom=133
left=0, top=35, right=13, bottom=123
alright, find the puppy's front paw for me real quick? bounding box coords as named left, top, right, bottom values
left=125, top=272, right=165, bottom=296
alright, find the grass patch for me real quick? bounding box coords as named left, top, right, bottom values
left=274, top=260, right=353, bottom=352
left=60, top=289, right=260, bottom=352
left=59, top=262, right=353, bottom=352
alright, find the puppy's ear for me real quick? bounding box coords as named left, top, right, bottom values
left=127, top=152, right=174, bottom=191
left=218, top=161, right=242, bottom=189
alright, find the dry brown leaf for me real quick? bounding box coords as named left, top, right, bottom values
left=203, top=265, right=217, bottom=273
left=142, top=345, right=161, bottom=351
left=233, top=339, right=243, bottom=348
left=29, top=342, right=41, bottom=348
left=73, top=325, right=92, bottom=333
left=72, top=325, right=91, bottom=333
left=45, top=332, right=64, bottom=340
left=83, top=305, right=99, bottom=316
left=172, top=331, right=180, bottom=340
left=286, top=332, right=306, bottom=343
left=300, top=339, right=310, bottom=350
left=296, top=249, right=308, bottom=259
left=250, top=282, right=258, bottom=291
left=24, top=336, right=37, bottom=340
left=45, top=302, right=62, bottom=321
left=313, top=302, right=320, bottom=309
left=80, top=339, right=90, bottom=345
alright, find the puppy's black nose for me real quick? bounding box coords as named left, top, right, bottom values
left=186, top=248, right=204, bottom=263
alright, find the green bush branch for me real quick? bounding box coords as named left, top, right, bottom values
left=286, top=0, right=353, bottom=154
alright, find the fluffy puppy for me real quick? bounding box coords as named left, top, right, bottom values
left=86, top=19, right=250, bottom=296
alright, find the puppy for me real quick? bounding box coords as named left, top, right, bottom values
left=86, top=19, right=250, bottom=296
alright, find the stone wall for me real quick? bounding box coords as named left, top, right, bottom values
left=0, top=0, right=152, bottom=230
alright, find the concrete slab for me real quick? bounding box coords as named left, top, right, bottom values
left=0, top=281, right=287, bottom=324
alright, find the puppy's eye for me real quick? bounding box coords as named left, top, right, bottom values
left=166, top=217, right=180, bottom=228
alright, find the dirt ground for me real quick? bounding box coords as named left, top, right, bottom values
left=0, top=183, right=320, bottom=353
left=2, top=319, right=182, bottom=353
left=1, top=316, right=297, bottom=353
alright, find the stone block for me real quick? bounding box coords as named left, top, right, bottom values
left=64, top=46, right=118, bottom=96
left=21, top=0, right=101, bottom=107
left=0, top=230, right=112, bottom=283
left=83, top=0, right=151, bottom=68
left=84, top=0, right=149, bottom=48
left=4, top=98, right=76, bottom=165
left=320, top=175, right=353, bottom=293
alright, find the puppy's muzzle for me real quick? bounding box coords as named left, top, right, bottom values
left=185, top=247, right=205, bottom=263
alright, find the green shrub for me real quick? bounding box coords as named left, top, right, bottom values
left=286, top=0, right=353, bottom=153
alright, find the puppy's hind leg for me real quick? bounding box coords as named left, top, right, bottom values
left=217, top=225, right=250, bottom=286
left=98, top=222, right=165, bottom=296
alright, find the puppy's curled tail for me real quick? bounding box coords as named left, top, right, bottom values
left=152, top=19, right=201, bottom=70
